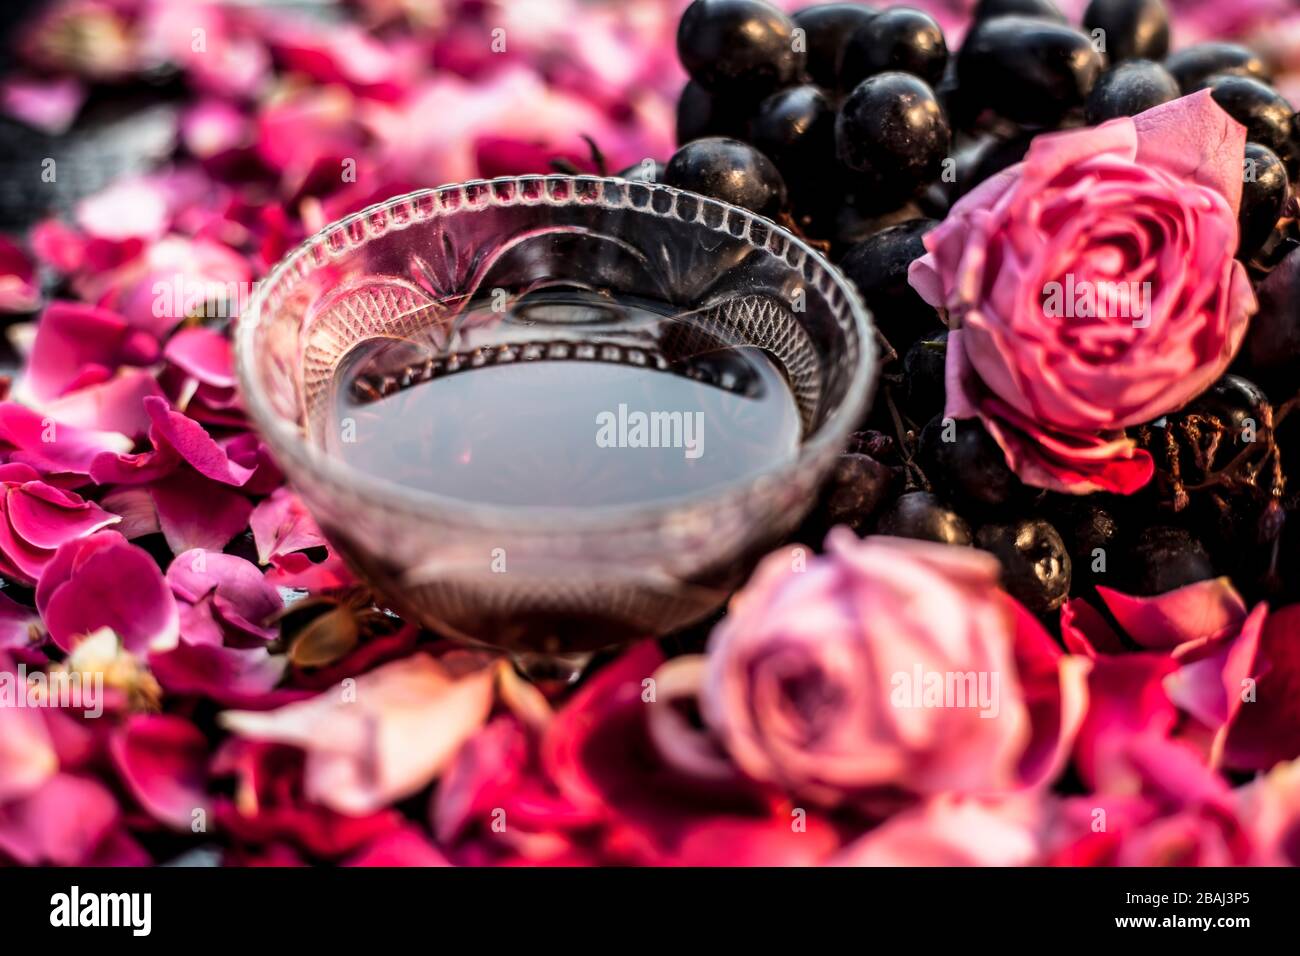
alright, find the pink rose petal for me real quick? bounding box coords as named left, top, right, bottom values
left=37, top=531, right=180, bottom=654
left=0, top=402, right=132, bottom=478
left=0, top=74, right=85, bottom=136
left=167, top=549, right=281, bottom=644
left=250, top=487, right=326, bottom=565
left=0, top=773, right=119, bottom=866
left=164, top=326, right=237, bottom=389
left=25, top=301, right=160, bottom=402
left=1096, top=577, right=1249, bottom=651
left=44, top=368, right=166, bottom=439
left=149, top=641, right=288, bottom=705
left=110, top=714, right=212, bottom=831
left=149, top=470, right=252, bottom=554
left=0, top=235, right=40, bottom=313
left=144, top=396, right=254, bottom=486
left=221, top=654, right=496, bottom=815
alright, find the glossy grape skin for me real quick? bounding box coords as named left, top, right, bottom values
left=957, top=17, right=1103, bottom=127
left=840, top=7, right=949, bottom=89
left=1082, top=0, right=1170, bottom=63
left=823, top=452, right=894, bottom=533
left=874, top=491, right=972, bottom=545
left=975, top=519, right=1072, bottom=615
left=901, top=330, right=948, bottom=422
left=675, top=80, right=752, bottom=145
left=751, top=85, right=837, bottom=185
left=956, top=131, right=1035, bottom=199
left=919, top=416, right=1022, bottom=508
left=1084, top=59, right=1180, bottom=124
left=791, top=4, right=880, bottom=90
left=835, top=72, right=951, bottom=195
left=1245, top=247, right=1300, bottom=384
left=1203, top=75, right=1297, bottom=175
left=1128, top=526, right=1215, bottom=595
left=838, top=218, right=941, bottom=352
left=1164, top=42, right=1271, bottom=93
left=664, top=137, right=788, bottom=218
left=972, top=0, right=1066, bottom=22
left=1239, top=143, right=1290, bottom=261
left=800, top=195, right=926, bottom=254
left=676, top=0, right=805, bottom=97
left=1050, top=499, right=1120, bottom=590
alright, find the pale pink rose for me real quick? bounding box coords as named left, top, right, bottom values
left=701, top=529, right=1085, bottom=804
left=910, top=91, right=1256, bottom=494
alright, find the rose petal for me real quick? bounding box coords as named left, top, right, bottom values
left=110, top=714, right=212, bottom=830
left=221, top=654, right=495, bottom=815
left=149, top=470, right=252, bottom=554
left=0, top=773, right=118, bottom=866
left=167, top=549, right=281, bottom=643
left=832, top=795, right=1045, bottom=866
left=345, top=826, right=451, bottom=867
left=164, top=326, right=237, bottom=389
left=250, top=487, right=326, bottom=565
left=44, top=369, right=166, bottom=439
left=0, top=402, right=132, bottom=478
left=23, top=301, right=159, bottom=402
left=149, top=641, right=289, bottom=705
left=1132, top=88, right=1248, bottom=213
left=38, top=531, right=180, bottom=654
left=144, top=396, right=254, bottom=486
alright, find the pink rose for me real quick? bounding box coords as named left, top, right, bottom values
left=909, top=91, right=1256, bottom=494
left=700, top=530, right=1087, bottom=804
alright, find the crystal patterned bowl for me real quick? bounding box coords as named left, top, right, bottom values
left=236, top=175, right=876, bottom=680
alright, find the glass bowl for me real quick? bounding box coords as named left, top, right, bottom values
left=236, top=175, right=876, bottom=682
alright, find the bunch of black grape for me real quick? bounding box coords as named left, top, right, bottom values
left=666, top=1, right=1295, bottom=337
left=656, top=0, right=1300, bottom=618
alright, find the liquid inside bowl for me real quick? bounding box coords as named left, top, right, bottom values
left=320, top=288, right=808, bottom=509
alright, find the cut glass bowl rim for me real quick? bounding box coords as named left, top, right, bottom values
left=235, top=174, right=878, bottom=530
